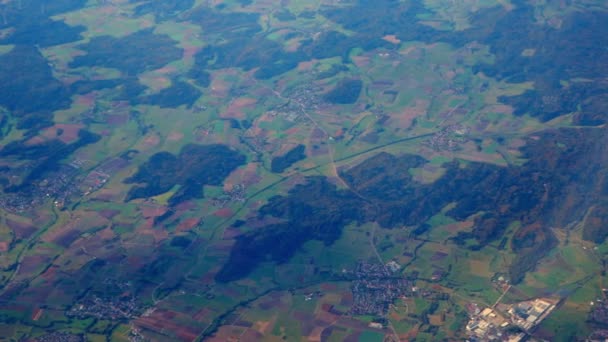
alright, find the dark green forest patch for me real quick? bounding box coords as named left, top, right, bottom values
left=271, top=145, right=306, bottom=173
left=218, top=126, right=608, bottom=283
left=1, top=130, right=101, bottom=192
left=319, top=1, right=438, bottom=54
left=471, top=8, right=608, bottom=123
left=215, top=177, right=369, bottom=283
left=323, top=79, right=363, bottom=105
left=142, top=80, right=201, bottom=108
left=131, top=0, right=195, bottom=20
left=0, top=19, right=84, bottom=47
left=0, top=46, right=72, bottom=134
left=70, top=29, right=183, bottom=75
left=582, top=204, right=608, bottom=244
left=125, top=144, right=246, bottom=206
left=187, top=7, right=261, bottom=38
left=189, top=32, right=304, bottom=80
left=0, top=0, right=87, bottom=47
left=319, top=1, right=608, bottom=123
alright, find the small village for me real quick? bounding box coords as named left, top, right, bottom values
left=266, top=83, right=323, bottom=123
left=347, top=261, right=413, bottom=316
left=211, top=183, right=247, bottom=207
left=0, top=163, right=81, bottom=213
left=66, top=294, right=141, bottom=321
left=33, top=331, right=86, bottom=342
left=0, top=155, right=128, bottom=213
left=63, top=277, right=145, bottom=321
left=335, top=262, right=405, bottom=315
left=425, top=123, right=470, bottom=151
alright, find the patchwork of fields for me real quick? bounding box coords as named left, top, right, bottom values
left=0, top=0, right=607, bottom=341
